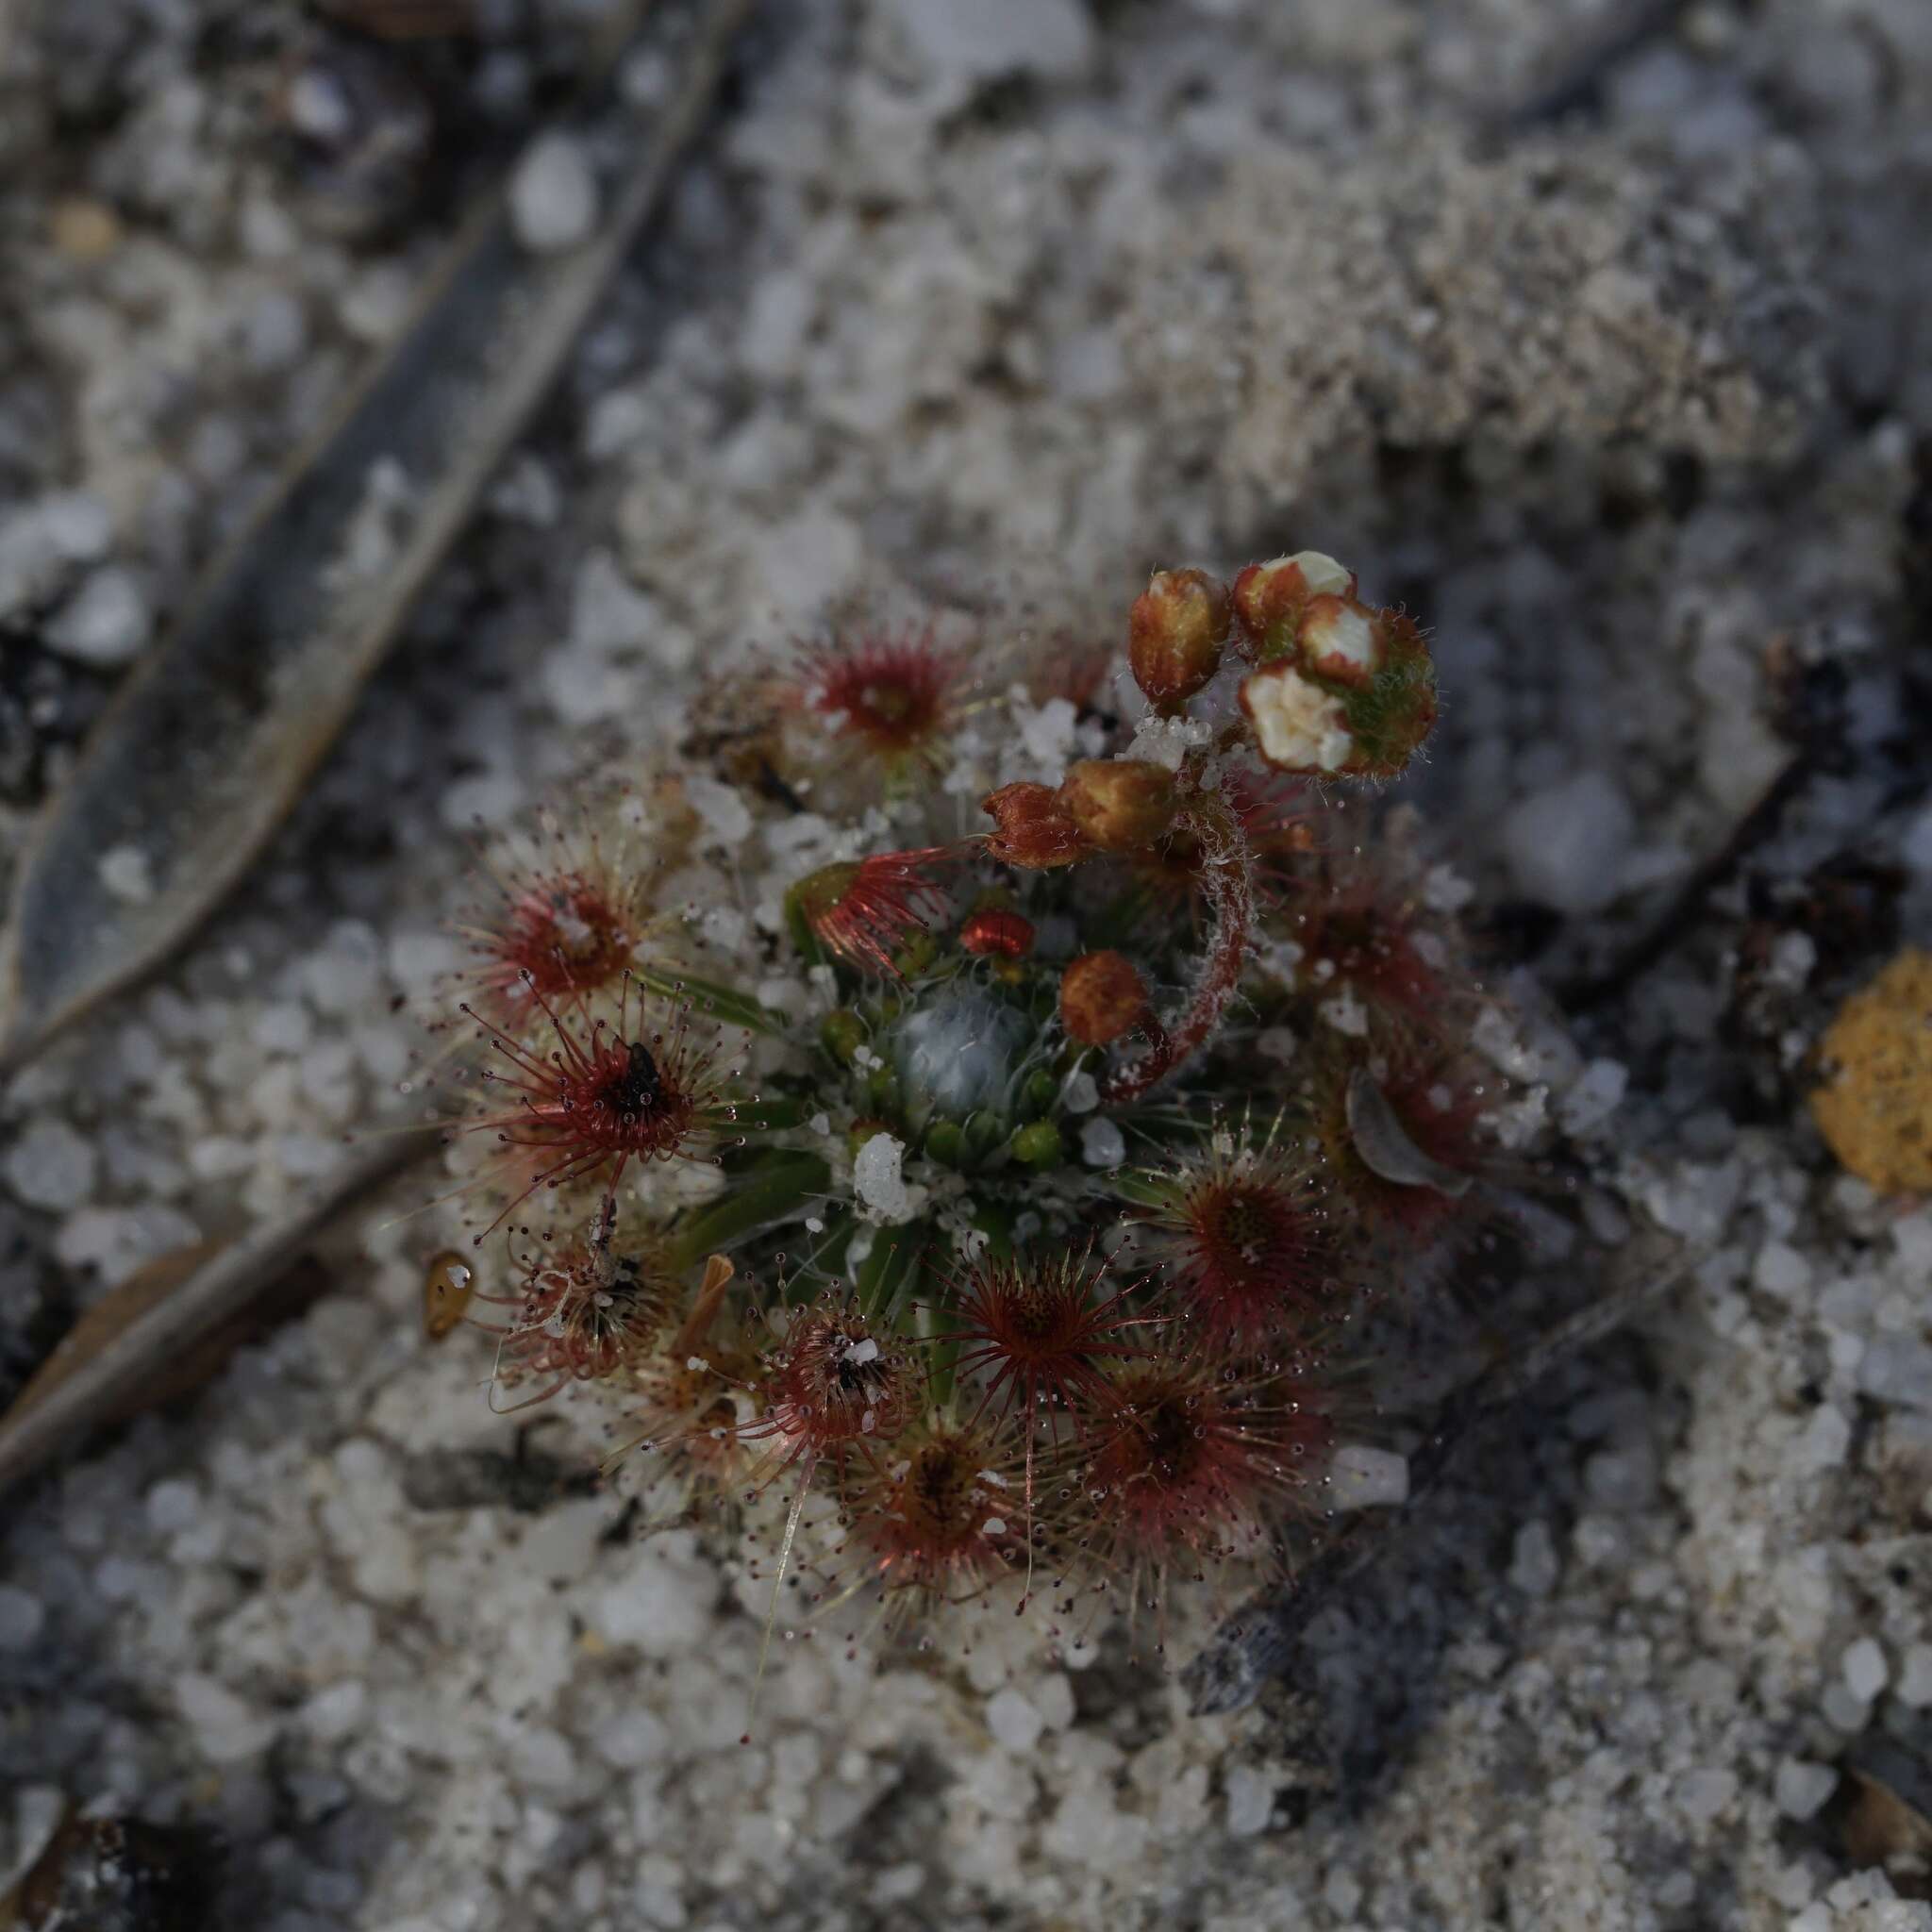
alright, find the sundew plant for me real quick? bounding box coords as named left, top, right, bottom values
left=424, top=554, right=1501, bottom=1702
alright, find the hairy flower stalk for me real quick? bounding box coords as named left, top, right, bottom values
left=1100, top=803, right=1255, bottom=1104
left=409, top=549, right=1524, bottom=1722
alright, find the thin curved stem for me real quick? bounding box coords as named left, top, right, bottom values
left=1101, top=804, right=1255, bottom=1105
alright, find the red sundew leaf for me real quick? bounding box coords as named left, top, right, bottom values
left=793, top=625, right=960, bottom=761
left=1126, top=1126, right=1341, bottom=1354
left=1078, top=1357, right=1336, bottom=1575
left=833, top=1404, right=1031, bottom=1609
left=478, top=1208, right=677, bottom=1413
left=456, top=975, right=728, bottom=1238
left=452, top=818, right=648, bottom=1024
left=926, top=1247, right=1167, bottom=1609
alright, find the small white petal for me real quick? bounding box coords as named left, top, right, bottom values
left=1241, top=664, right=1353, bottom=771
left=1301, top=600, right=1379, bottom=676
left=1283, top=550, right=1352, bottom=597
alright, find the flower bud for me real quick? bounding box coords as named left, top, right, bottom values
left=958, top=906, right=1035, bottom=958
left=1060, top=950, right=1150, bottom=1046
left=1011, top=1120, right=1065, bottom=1169
left=1057, top=758, right=1177, bottom=854
left=1234, top=566, right=1438, bottom=779
left=1230, top=551, right=1354, bottom=660
left=820, top=1008, right=867, bottom=1064
left=1297, top=593, right=1384, bottom=688
left=1129, top=568, right=1230, bottom=712
left=981, top=782, right=1091, bottom=869
left=1350, top=608, right=1438, bottom=779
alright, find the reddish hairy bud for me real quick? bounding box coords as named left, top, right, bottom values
left=1298, top=593, right=1385, bottom=689
left=1230, top=550, right=1354, bottom=660
left=788, top=849, right=951, bottom=976
left=981, top=782, right=1091, bottom=869
left=1128, top=568, right=1230, bottom=712
left=1060, top=950, right=1150, bottom=1046
left=958, top=906, right=1035, bottom=958
left=1057, top=758, right=1176, bottom=854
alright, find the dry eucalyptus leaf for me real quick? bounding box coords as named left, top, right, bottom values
left=0, top=1811, right=225, bottom=1932
left=1840, top=1767, right=1932, bottom=1900
left=0, top=0, right=755, bottom=1080
left=0, top=1125, right=441, bottom=1498
left=5, top=1243, right=330, bottom=1433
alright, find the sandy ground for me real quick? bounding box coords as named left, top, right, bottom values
left=2, top=1, right=1932, bottom=1926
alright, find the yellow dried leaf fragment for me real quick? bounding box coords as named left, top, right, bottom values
left=1811, top=948, right=1932, bottom=1194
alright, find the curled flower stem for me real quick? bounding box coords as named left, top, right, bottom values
left=1101, top=805, right=1254, bottom=1105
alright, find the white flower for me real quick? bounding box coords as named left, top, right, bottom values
left=1241, top=662, right=1354, bottom=771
